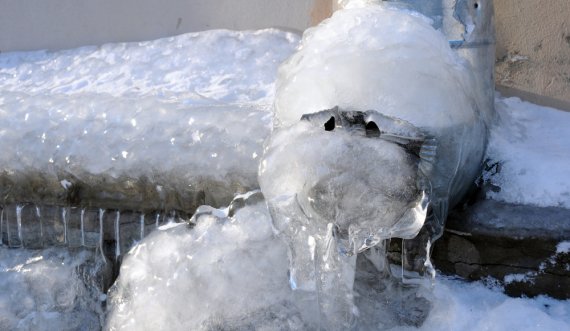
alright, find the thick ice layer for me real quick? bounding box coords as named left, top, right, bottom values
left=106, top=198, right=570, bottom=330
left=485, top=97, right=570, bottom=208
left=0, top=247, right=106, bottom=331
left=0, top=93, right=270, bottom=211
left=262, top=3, right=487, bottom=327
left=0, top=29, right=298, bottom=212
left=0, top=29, right=299, bottom=105
left=274, top=4, right=479, bottom=129
left=106, top=194, right=300, bottom=330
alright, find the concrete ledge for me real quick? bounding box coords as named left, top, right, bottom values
left=433, top=199, right=570, bottom=299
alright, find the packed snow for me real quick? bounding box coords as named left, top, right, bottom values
left=0, top=29, right=298, bottom=105
left=0, top=1, right=569, bottom=330
left=486, top=96, right=570, bottom=208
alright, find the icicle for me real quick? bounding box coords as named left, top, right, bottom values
left=99, top=209, right=105, bottom=261
left=62, top=208, right=68, bottom=245
left=80, top=208, right=86, bottom=246
left=16, top=205, right=23, bottom=246
left=115, top=211, right=121, bottom=258
left=139, top=214, right=145, bottom=241
left=0, top=208, right=4, bottom=247
left=36, top=205, right=43, bottom=248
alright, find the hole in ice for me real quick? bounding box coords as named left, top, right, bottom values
left=365, top=121, right=380, bottom=137
left=474, top=2, right=479, bottom=9
left=324, top=116, right=335, bottom=131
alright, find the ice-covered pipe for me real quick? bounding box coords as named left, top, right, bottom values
left=343, top=0, right=496, bottom=122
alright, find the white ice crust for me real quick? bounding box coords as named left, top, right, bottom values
left=106, top=200, right=298, bottom=331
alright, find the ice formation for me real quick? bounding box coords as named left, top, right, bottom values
left=1, top=2, right=569, bottom=330
left=107, top=193, right=434, bottom=330
left=261, top=2, right=487, bottom=328
left=0, top=247, right=106, bottom=330
left=0, top=98, right=270, bottom=213
left=107, top=195, right=570, bottom=330
left=0, top=29, right=298, bottom=231
left=105, top=192, right=302, bottom=330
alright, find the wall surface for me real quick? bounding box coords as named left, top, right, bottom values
left=495, top=0, right=570, bottom=109
left=0, top=0, right=325, bottom=52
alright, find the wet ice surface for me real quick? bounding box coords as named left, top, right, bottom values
left=264, top=3, right=486, bottom=328
left=107, top=198, right=570, bottom=331
left=486, top=96, right=570, bottom=208
left=0, top=247, right=105, bottom=331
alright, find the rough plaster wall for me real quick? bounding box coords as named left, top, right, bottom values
left=0, top=0, right=316, bottom=52
left=495, top=0, right=570, bottom=108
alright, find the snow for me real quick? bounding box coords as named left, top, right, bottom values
left=486, top=96, right=570, bottom=208
left=417, top=277, right=570, bottom=331
left=0, top=29, right=298, bottom=105
left=557, top=241, right=570, bottom=254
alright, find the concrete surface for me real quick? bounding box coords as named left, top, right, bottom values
left=495, top=0, right=570, bottom=110
left=0, top=0, right=320, bottom=52
left=432, top=199, right=570, bottom=299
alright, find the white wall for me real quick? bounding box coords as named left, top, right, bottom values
left=0, top=0, right=328, bottom=52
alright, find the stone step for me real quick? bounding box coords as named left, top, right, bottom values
left=432, top=199, right=570, bottom=299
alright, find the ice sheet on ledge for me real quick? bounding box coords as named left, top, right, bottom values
left=0, top=29, right=298, bottom=211
left=0, top=93, right=270, bottom=211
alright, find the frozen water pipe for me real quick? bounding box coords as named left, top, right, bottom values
left=378, top=0, right=496, bottom=275
left=261, top=1, right=496, bottom=328
left=379, top=0, right=496, bottom=122
left=336, top=0, right=496, bottom=121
